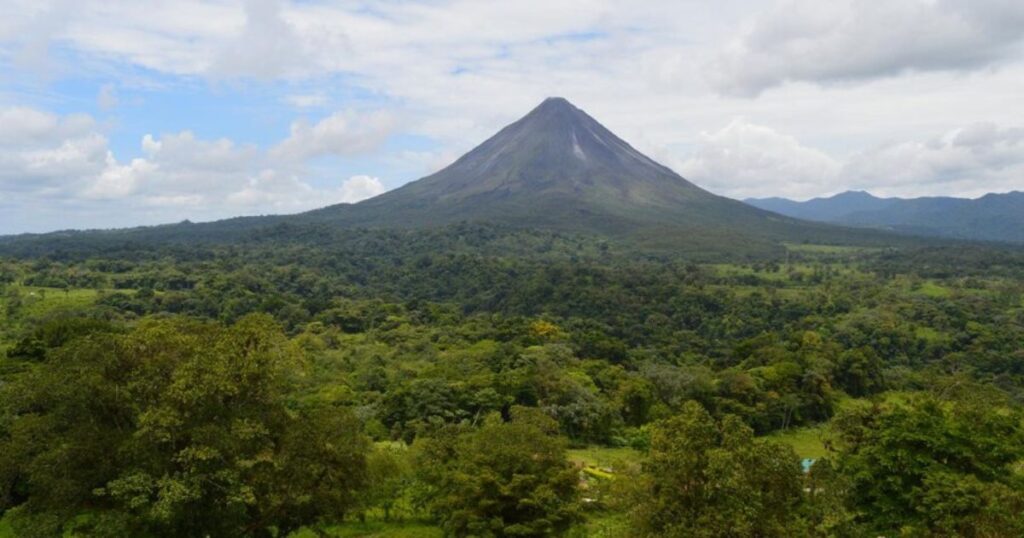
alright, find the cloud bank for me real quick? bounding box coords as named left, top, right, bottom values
left=709, top=0, right=1024, bottom=96
left=682, top=119, right=1024, bottom=199
left=0, top=105, right=392, bottom=231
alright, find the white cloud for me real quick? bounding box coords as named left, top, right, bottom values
left=272, top=110, right=398, bottom=161
left=4, top=0, right=69, bottom=76
left=394, top=149, right=461, bottom=177
left=141, top=194, right=205, bottom=207
left=211, top=0, right=322, bottom=79
left=97, top=83, right=118, bottom=110
left=680, top=119, right=842, bottom=199
left=225, top=169, right=318, bottom=209
left=225, top=173, right=384, bottom=209
left=0, top=107, right=95, bottom=145
left=0, top=107, right=107, bottom=193
left=337, top=175, right=385, bottom=203
left=20, top=134, right=108, bottom=183
left=709, top=0, right=1024, bottom=96
left=284, top=93, right=328, bottom=108
left=85, top=153, right=153, bottom=199
left=140, top=131, right=258, bottom=179
left=843, top=123, right=1024, bottom=197
left=0, top=106, right=394, bottom=231
left=101, top=130, right=390, bottom=211
left=681, top=119, right=1024, bottom=199
left=6, top=0, right=1022, bottom=151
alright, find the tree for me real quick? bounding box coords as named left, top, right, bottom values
left=6, top=316, right=113, bottom=361
left=832, top=395, right=1024, bottom=536
left=633, top=401, right=806, bottom=537
left=415, top=407, right=580, bottom=537
left=0, top=314, right=369, bottom=537
left=834, top=346, right=884, bottom=397
left=363, top=443, right=413, bottom=522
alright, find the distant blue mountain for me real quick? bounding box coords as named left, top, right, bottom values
left=745, top=191, right=1024, bottom=243
left=746, top=191, right=895, bottom=222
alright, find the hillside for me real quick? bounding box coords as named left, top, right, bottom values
left=746, top=191, right=1024, bottom=243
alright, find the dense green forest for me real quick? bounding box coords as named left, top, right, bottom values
left=2, top=224, right=1024, bottom=537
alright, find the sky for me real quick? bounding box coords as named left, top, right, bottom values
left=1, top=0, right=1023, bottom=233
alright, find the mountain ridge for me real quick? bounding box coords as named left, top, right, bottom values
left=746, top=191, right=1024, bottom=243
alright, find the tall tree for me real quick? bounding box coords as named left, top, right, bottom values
left=633, top=401, right=806, bottom=537
left=415, top=407, right=580, bottom=537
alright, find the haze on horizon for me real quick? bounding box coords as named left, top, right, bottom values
left=1, top=0, right=1023, bottom=234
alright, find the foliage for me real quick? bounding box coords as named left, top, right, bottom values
left=414, top=408, right=580, bottom=537
left=363, top=443, right=415, bottom=522
left=0, top=315, right=369, bottom=537
left=2, top=225, right=1024, bottom=534
left=632, top=401, right=806, bottom=537
left=832, top=394, right=1024, bottom=536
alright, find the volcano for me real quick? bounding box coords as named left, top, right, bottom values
left=304, top=97, right=885, bottom=252
left=0, top=97, right=913, bottom=257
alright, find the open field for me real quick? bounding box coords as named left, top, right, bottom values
left=10, top=287, right=105, bottom=316
left=567, top=446, right=642, bottom=469
left=0, top=286, right=110, bottom=355
left=765, top=426, right=829, bottom=459
left=783, top=243, right=885, bottom=255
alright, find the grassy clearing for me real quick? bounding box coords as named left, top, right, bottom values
left=0, top=515, right=12, bottom=538
left=709, top=263, right=806, bottom=282
left=709, top=262, right=874, bottom=291
left=764, top=426, right=829, bottom=459
left=914, top=281, right=952, bottom=298
left=915, top=325, right=949, bottom=343
left=0, top=286, right=109, bottom=354
left=783, top=243, right=881, bottom=255
left=875, top=390, right=918, bottom=407
left=11, top=286, right=106, bottom=318
left=714, top=285, right=809, bottom=300
left=567, top=446, right=642, bottom=470
left=569, top=432, right=835, bottom=466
